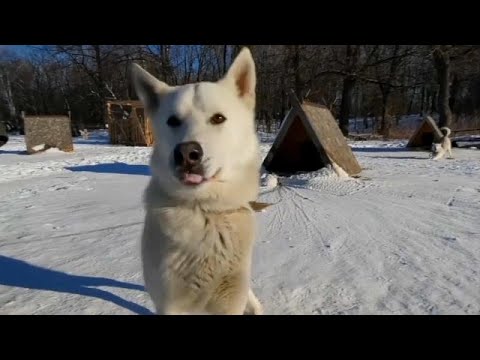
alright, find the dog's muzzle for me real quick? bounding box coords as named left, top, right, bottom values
left=173, top=141, right=206, bottom=185
left=174, top=141, right=203, bottom=167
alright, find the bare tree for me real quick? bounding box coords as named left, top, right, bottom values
left=2, top=45, right=480, bottom=134
left=431, top=45, right=480, bottom=127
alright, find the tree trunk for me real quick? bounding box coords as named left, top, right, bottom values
left=379, top=45, right=401, bottom=138
left=430, top=90, right=437, bottom=113
left=433, top=47, right=452, bottom=128
left=380, top=95, right=390, bottom=136
left=280, top=48, right=289, bottom=120
left=0, top=72, right=17, bottom=119
left=449, top=73, right=459, bottom=121
left=420, top=86, right=426, bottom=116
left=92, top=45, right=105, bottom=94
left=353, top=86, right=360, bottom=133
left=91, top=44, right=112, bottom=125
left=223, top=45, right=228, bottom=74
left=231, top=45, right=243, bottom=62
left=338, top=45, right=360, bottom=137
left=151, top=45, right=173, bottom=83
left=293, top=45, right=302, bottom=98
left=339, top=76, right=355, bottom=136
left=408, top=86, right=417, bottom=115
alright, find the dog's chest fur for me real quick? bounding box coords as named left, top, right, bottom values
left=142, top=203, right=255, bottom=305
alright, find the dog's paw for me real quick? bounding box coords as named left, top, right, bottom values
left=244, top=290, right=264, bottom=315
left=244, top=303, right=264, bottom=315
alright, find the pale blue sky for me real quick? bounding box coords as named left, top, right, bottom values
left=0, top=45, right=37, bottom=57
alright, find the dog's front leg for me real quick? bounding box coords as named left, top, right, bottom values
left=432, top=151, right=443, bottom=160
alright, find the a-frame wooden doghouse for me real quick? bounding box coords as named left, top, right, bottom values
left=263, top=93, right=362, bottom=176
left=406, top=116, right=444, bottom=149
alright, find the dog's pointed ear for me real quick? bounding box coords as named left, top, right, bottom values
left=221, top=47, right=256, bottom=110
left=130, top=63, right=170, bottom=113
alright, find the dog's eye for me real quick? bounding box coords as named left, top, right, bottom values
left=210, top=113, right=227, bottom=125
left=167, top=115, right=182, bottom=128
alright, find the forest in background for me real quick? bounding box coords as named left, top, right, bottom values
left=1, top=45, right=479, bottom=137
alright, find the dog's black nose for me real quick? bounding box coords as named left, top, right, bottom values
left=174, top=141, right=203, bottom=166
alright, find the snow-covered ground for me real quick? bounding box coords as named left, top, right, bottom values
left=1, top=131, right=480, bottom=315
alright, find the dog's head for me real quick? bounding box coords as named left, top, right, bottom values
left=131, top=48, right=261, bottom=209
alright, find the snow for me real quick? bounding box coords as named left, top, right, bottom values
left=32, top=144, right=45, bottom=152
left=1, top=131, right=480, bottom=315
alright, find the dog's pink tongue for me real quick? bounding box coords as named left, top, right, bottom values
left=184, top=173, right=204, bottom=185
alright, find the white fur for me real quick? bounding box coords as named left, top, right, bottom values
left=131, top=48, right=264, bottom=315
left=431, top=127, right=453, bottom=160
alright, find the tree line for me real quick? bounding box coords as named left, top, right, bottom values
left=1, top=45, right=479, bottom=137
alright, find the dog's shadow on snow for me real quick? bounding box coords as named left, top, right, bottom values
left=352, top=147, right=406, bottom=153
left=0, top=255, right=153, bottom=315
left=367, top=155, right=428, bottom=160
left=352, top=147, right=429, bottom=160
left=66, top=162, right=151, bottom=176
left=0, top=149, right=27, bottom=155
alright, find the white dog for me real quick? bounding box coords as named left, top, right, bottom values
left=431, top=127, right=453, bottom=160
left=131, top=48, right=264, bottom=315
